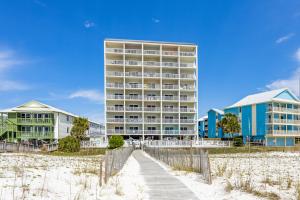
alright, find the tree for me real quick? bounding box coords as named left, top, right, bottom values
left=58, top=136, right=80, bottom=152
left=71, top=117, right=89, bottom=140
left=217, top=113, right=241, bottom=137
left=108, top=135, right=124, bottom=149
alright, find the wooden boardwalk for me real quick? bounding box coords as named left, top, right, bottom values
left=132, top=150, right=199, bottom=200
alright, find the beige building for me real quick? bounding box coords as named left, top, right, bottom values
left=104, top=39, right=198, bottom=140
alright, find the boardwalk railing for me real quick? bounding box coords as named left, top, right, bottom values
left=99, top=147, right=134, bottom=186
left=144, top=139, right=230, bottom=148
left=80, top=141, right=108, bottom=148
left=0, top=142, right=58, bottom=152
left=144, top=147, right=212, bottom=184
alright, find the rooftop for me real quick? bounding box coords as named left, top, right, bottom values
left=104, top=38, right=197, bottom=46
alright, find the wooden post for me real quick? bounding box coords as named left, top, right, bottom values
left=99, top=160, right=103, bottom=187
left=190, top=143, right=193, bottom=171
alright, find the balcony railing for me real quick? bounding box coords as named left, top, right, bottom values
left=144, top=130, right=161, bottom=135
left=162, top=85, right=179, bottom=90
left=126, top=118, right=143, bottom=123
left=144, top=107, right=161, bottom=112
left=125, top=83, right=143, bottom=89
left=106, top=60, right=124, bottom=65
left=180, top=63, right=195, bottom=68
left=162, top=73, right=179, bottom=78
left=163, top=107, right=179, bottom=112
left=180, top=130, right=195, bottom=135
left=106, top=95, right=124, bottom=100
left=180, top=108, right=195, bottom=112
left=17, top=131, right=54, bottom=139
left=269, top=118, right=300, bottom=124
left=106, top=83, right=124, bottom=88
left=268, top=130, right=300, bottom=135
left=180, top=97, right=195, bottom=101
left=180, top=119, right=195, bottom=123
left=126, top=130, right=143, bottom=134
left=125, top=72, right=142, bottom=77
left=180, top=52, right=195, bottom=57
left=17, top=118, right=53, bottom=124
left=105, top=48, right=124, bottom=54
left=162, top=51, right=178, bottom=56
left=145, top=119, right=161, bottom=123
left=269, top=107, right=300, bottom=113
left=162, top=96, right=178, bottom=101
left=106, top=71, right=124, bottom=77
left=107, top=129, right=124, bottom=134
left=180, top=86, right=194, bottom=90
left=162, top=119, right=179, bottom=123
left=125, top=49, right=142, bottom=54
left=144, top=96, right=160, bottom=101
left=144, top=50, right=160, bottom=55
left=180, top=74, right=196, bottom=79
left=144, top=61, right=161, bottom=67
left=107, top=106, right=124, bottom=111
left=144, top=84, right=160, bottom=89
left=144, top=72, right=160, bottom=78
left=125, top=60, right=142, bottom=66
left=126, top=107, right=143, bottom=111
left=125, top=95, right=143, bottom=100
left=163, top=130, right=179, bottom=135
left=162, top=62, right=178, bottom=67
left=106, top=118, right=124, bottom=123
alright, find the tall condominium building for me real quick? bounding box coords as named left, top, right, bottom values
left=104, top=39, right=198, bottom=140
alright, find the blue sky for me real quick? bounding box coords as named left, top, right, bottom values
left=1, top=0, right=300, bottom=122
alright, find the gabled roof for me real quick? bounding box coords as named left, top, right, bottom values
left=0, top=100, right=78, bottom=117
left=209, top=108, right=224, bottom=115
left=198, top=115, right=208, bottom=121
left=226, top=88, right=300, bottom=108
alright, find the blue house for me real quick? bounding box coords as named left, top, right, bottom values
left=208, top=109, right=224, bottom=138
left=198, top=116, right=208, bottom=138
left=224, top=88, right=300, bottom=146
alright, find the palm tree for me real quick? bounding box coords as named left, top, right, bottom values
left=217, top=113, right=241, bottom=137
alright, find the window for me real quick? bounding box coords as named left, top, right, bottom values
left=181, top=127, right=188, bottom=130
left=180, top=116, right=188, bottom=119
left=147, top=127, right=156, bottom=130
left=66, top=115, right=69, bottom=121
left=129, top=105, right=138, bottom=108
left=147, top=105, right=155, bottom=108
left=165, top=116, right=173, bottom=119
left=147, top=116, right=156, bottom=119
left=165, top=127, right=174, bottom=131
left=130, top=116, right=138, bottom=119
left=67, top=127, right=69, bottom=133
left=115, top=116, right=124, bottom=119
left=129, top=127, right=139, bottom=130
left=115, top=127, right=124, bottom=130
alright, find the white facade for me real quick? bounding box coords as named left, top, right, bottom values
left=104, top=39, right=198, bottom=139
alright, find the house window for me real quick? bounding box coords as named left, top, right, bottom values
left=66, top=116, right=69, bottom=121
left=67, top=127, right=69, bottom=133
left=147, top=127, right=156, bottom=130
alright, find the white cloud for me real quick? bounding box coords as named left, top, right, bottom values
left=275, top=33, right=295, bottom=44
left=33, top=0, right=47, bottom=7
left=0, top=80, right=29, bottom=91
left=152, top=17, right=160, bottom=23
left=266, top=67, right=300, bottom=96
left=84, top=20, right=95, bottom=28
left=0, top=50, right=24, bottom=71
left=69, top=89, right=104, bottom=102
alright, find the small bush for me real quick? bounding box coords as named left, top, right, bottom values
left=233, top=137, right=243, bottom=147
left=58, top=136, right=80, bottom=152
left=109, top=136, right=124, bottom=149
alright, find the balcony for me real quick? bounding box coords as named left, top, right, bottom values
left=144, top=96, right=160, bottom=101
left=268, top=130, right=300, bottom=136
left=163, top=130, right=179, bottom=135
left=126, top=107, right=143, bottom=112
left=144, top=72, right=160, bottom=78
left=180, top=96, right=195, bottom=102
left=107, top=106, right=124, bottom=112
left=125, top=95, right=143, bottom=100
left=269, top=118, right=300, bottom=124
left=106, top=71, right=124, bottom=77
left=144, top=50, right=160, bottom=55
left=180, top=85, right=194, bottom=90
left=144, top=130, right=161, bottom=135
left=107, top=129, right=124, bottom=135
left=180, top=108, right=195, bottom=112
left=126, top=118, right=143, bottom=123
left=125, top=72, right=142, bottom=78
left=180, top=130, right=195, bottom=135
left=144, top=107, right=160, bottom=112
left=144, top=84, right=160, bottom=90
left=180, top=119, right=195, bottom=123
left=145, top=118, right=161, bottom=123
left=162, top=51, right=178, bottom=56
left=162, top=73, right=179, bottom=79
left=181, top=74, right=196, bottom=79
left=162, top=119, right=179, bottom=123
left=180, top=63, right=195, bottom=68
left=126, top=130, right=143, bottom=135
left=17, top=118, right=53, bottom=124
left=106, top=48, right=124, bottom=54
left=163, top=107, right=179, bottom=112
left=180, top=51, right=195, bottom=57
left=106, top=118, right=124, bottom=123
left=125, top=60, right=142, bottom=66
left=17, top=131, right=54, bottom=139
left=162, top=62, right=178, bottom=68
left=162, top=96, right=178, bottom=101
left=106, top=95, right=124, bottom=100
left=162, top=85, right=179, bottom=90
left=106, top=59, right=124, bottom=65
left=144, top=61, right=161, bottom=67
left=106, top=83, right=124, bottom=89
left=125, top=49, right=142, bottom=54
left=268, top=107, right=300, bottom=113
left=125, top=83, right=142, bottom=89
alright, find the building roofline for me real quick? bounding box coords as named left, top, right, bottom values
left=104, top=38, right=197, bottom=46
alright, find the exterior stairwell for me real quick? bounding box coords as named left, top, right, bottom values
left=0, top=119, right=17, bottom=139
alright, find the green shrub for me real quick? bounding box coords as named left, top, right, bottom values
left=58, top=136, right=80, bottom=152
left=233, top=137, right=243, bottom=147
left=108, top=135, right=124, bottom=149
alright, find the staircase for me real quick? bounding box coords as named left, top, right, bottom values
left=0, top=119, right=17, bottom=139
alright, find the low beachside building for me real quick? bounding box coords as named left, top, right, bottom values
left=0, top=100, right=104, bottom=143
left=208, top=108, right=224, bottom=139
left=198, top=116, right=208, bottom=138
left=224, top=88, right=300, bottom=146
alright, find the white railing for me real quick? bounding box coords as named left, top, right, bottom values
left=163, top=107, right=179, bottom=112
left=144, top=139, right=231, bottom=148
left=162, top=73, right=179, bottom=78
left=126, top=130, right=143, bottom=134
left=145, top=119, right=161, bottom=123
left=125, top=60, right=142, bottom=66
left=270, top=107, right=300, bottom=113
left=125, top=72, right=142, bottom=77
left=106, top=59, right=124, bottom=65
left=125, top=49, right=142, bottom=54
left=144, top=96, right=160, bottom=100
left=180, top=130, right=195, bottom=135
left=125, top=83, right=143, bottom=89
left=107, top=129, right=124, bottom=134
left=163, top=130, right=180, bottom=135
left=162, top=119, right=179, bottom=123
left=162, top=96, right=178, bottom=101
left=106, top=71, right=124, bottom=76
left=144, top=50, right=160, bottom=55
left=181, top=74, right=196, bottom=79
left=180, top=51, right=195, bottom=57
left=144, top=107, right=161, bottom=112
left=144, top=61, right=161, bottom=67
left=106, top=48, right=124, bottom=54
left=107, top=106, right=124, bottom=111
left=180, top=97, right=195, bottom=101
left=162, top=51, right=178, bottom=56
left=162, top=85, right=179, bottom=90
left=106, top=95, right=124, bottom=100
left=144, top=72, right=160, bottom=78
left=126, top=118, right=143, bottom=123
left=144, top=84, right=160, bottom=89
left=180, top=63, right=195, bottom=68
left=180, top=108, right=195, bottom=112
left=180, top=86, right=194, bottom=90
left=144, top=130, right=161, bottom=135
left=126, top=107, right=143, bottom=111
left=125, top=95, right=143, bottom=100
left=81, top=141, right=108, bottom=148
left=106, top=118, right=124, bottom=123
left=162, top=62, right=178, bottom=67
left=180, top=119, right=195, bottom=123
left=106, top=83, right=124, bottom=88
